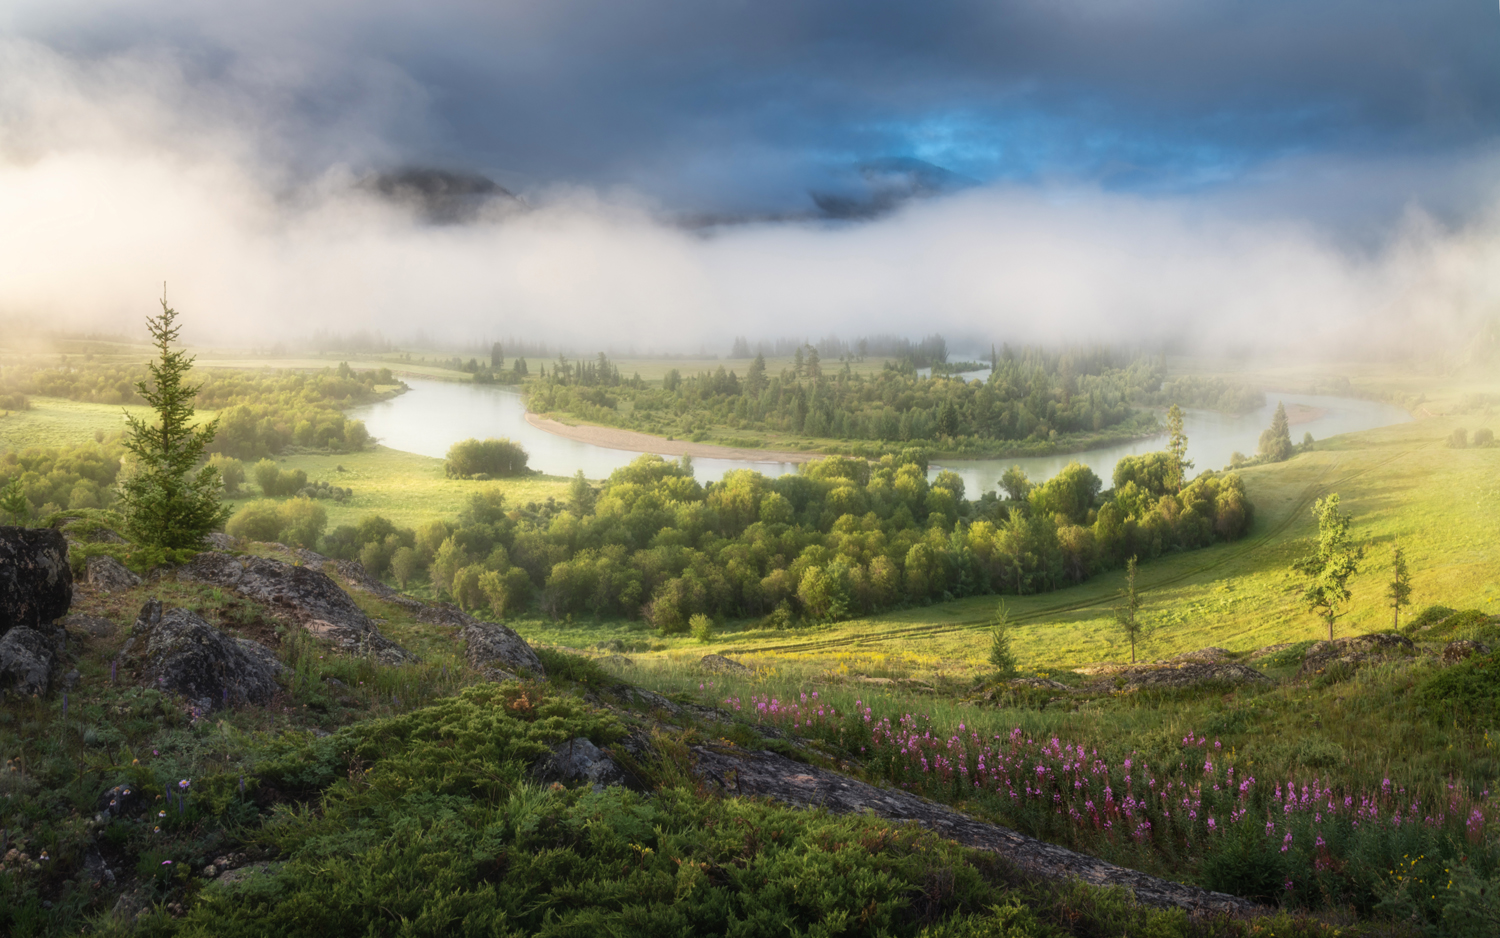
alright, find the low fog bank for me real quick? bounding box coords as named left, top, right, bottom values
left=1, top=39, right=1498, bottom=363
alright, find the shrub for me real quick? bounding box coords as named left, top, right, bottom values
left=1474, top=427, right=1495, bottom=447
left=690, top=613, right=715, bottom=644
left=1449, top=428, right=1469, bottom=449
left=480, top=567, right=532, bottom=617
left=1417, top=653, right=1500, bottom=725
left=445, top=437, right=530, bottom=479
left=452, top=564, right=486, bottom=612
left=390, top=546, right=420, bottom=588
left=210, top=454, right=245, bottom=495
left=225, top=500, right=284, bottom=542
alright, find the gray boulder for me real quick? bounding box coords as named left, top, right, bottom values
left=61, top=613, right=116, bottom=637
left=533, top=737, right=627, bottom=791
left=86, top=555, right=142, bottom=592
left=0, top=526, right=72, bottom=635
left=0, top=627, right=55, bottom=697
left=699, top=654, right=751, bottom=674
left=463, top=620, right=545, bottom=679
left=178, top=552, right=412, bottom=664
left=125, top=601, right=283, bottom=710
left=1298, top=633, right=1416, bottom=679
left=1443, top=639, right=1490, bottom=663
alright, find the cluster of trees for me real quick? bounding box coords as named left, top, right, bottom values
left=529, top=347, right=1176, bottom=454
left=728, top=333, right=950, bottom=366
left=324, top=446, right=1252, bottom=631
left=445, top=438, right=531, bottom=479
left=1133, top=375, right=1265, bottom=415
left=2, top=360, right=391, bottom=460
left=0, top=438, right=123, bottom=517
left=1448, top=427, right=1495, bottom=448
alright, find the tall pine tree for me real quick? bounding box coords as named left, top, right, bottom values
left=118, top=294, right=230, bottom=549
left=1258, top=401, right=1293, bottom=461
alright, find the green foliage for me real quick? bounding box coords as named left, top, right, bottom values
left=987, top=603, right=1019, bottom=679
left=117, top=298, right=231, bottom=548
left=1258, top=401, right=1293, bottom=462
left=1164, top=403, right=1192, bottom=491
left=1416, top=652, right=1500, bottom=725
left=1449, top=428, right=1469, bottom=449
left=1386, top=544, right=1413, bottom=631
left=533, top=648, right=613, bottom=686
left=209, top=454, right=245, bottom=495
left=0, top=439, right=124, bottom=516
left=225, top=498, right=327, bottom=547
left=1474, top=427, right=1495, bottom=447
left=1293, top=494, right=1364, bottom=641
left=527, top=346, right=1168, bottom=455
left=0, top=476, right=29, bottom=524
left=1112, top=556, right=1148, bottom=663
left=689, top=612, right=715, bottom=643
left=445, top=437, right=530, bottom=479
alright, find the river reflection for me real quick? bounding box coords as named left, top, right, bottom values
left=352, top=379, right=1410, bottom=492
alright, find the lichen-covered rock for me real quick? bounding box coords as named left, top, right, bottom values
left=1120, top=662, right=1270, bottom=691
left=178, top=552, right=412, bottom=664
left=1298, top=633, right=1416, bottom=679
left=1166, top=647, right=1234, bottom=665
left=124, top=601, right=283, bottom=710
left=86, top=555, right=142, bottom=592
left=0, top=627, right=55, bottom=696
left=61, top=613, right=117, bottom=637
left=463, top=620, right=545, bottom=678
left=533, top=737, right=628, bottom=791
left=699, top=654, right=751, bottom=674
left=201, top=532, right=237, bottom=551
left=0, top=526, right=72, bottom=635
left=1443, top=639, right=1491, bottom=663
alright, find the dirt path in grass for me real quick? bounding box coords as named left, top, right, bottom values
left=524, top=412, right=820, bottom=464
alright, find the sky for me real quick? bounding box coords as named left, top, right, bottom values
left=1, top=1, right=1499, bottom=353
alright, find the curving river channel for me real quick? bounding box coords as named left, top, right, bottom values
left=351, top=378, right=1412, bottom=492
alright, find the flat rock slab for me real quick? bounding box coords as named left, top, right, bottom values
left=86, top=555, right=142, bottom=592
left=178, top=552, right=412, bottom=664
left=690, top=745, right=1259, bottom=916
left=61, top=613, right=117, bottom=637
left=125, top=601, right=283, bottom=710
left=0, top=626, right=56, bottom=697
left=0, top=526, right=72, bottom=634
left=1298, top=633, right=1416, bottom=679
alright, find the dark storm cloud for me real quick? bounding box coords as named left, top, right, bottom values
left=6, top=1, right=1498, bottom=211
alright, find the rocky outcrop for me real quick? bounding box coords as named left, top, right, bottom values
left=86, top=555, right=142, bottom=592
left=0, top=627, right=56, bottom=697
left=0, top=526, right=72, bottom=635
left=699, top=654, right=751, bottom=674
left=1077, top=655, right=1269, bottom=692
left=61, top=613, right=117, bottom=637
left=690, top=745, right=1259, bottom=915
left=1297, top=633, right=1415, bottom=679
left=1443, top=639, right=1490, bottom=663
left=123, top=601, right=283, bottom=710
left=533, top=737, right=629, bottom=791
left=178, top=552, right=412, bottom=664
left=463, top=620, right=545, bottom=679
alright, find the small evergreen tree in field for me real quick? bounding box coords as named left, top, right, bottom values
left=1387, top=544, right=1413, bottom=631
left=1113, top=556, right=1148, bottom=663
left=988, top=602, right=1019, bottom=679
left=1165, top=403, right=1193, bottom=491
left=118, top=295, right=229, bottom=548
left=0, top=478, right=30, bottom=526
left=690, top=614, right=715, bottom=644
left=1294, top=494, right=1364, bottom=641
left=1258, top=402, right=1293, bottom=462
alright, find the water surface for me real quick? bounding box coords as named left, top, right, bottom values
left=353, top=379, right=1411, bottom=491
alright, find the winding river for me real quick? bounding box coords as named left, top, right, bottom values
left=351, top=378, right=1412, bottom=491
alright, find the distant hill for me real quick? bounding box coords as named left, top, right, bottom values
left=362, top=168, right=524, bottom=223
left=809, top=157, right=979, bottom=219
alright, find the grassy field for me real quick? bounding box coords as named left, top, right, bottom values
left=518, top=412, right=1500, bottom=680
left=225, top=445, right=573, bottom=530
left=0, top=396, right=154, bottom=449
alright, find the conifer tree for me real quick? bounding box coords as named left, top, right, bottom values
left=1387, top=544, right=1413, bottom=631
left=1258, top=401, right=1293, bottom=461
left=1113, top=555, right=1148, bottom=663
left=988, top=601, right=1019, bottom=678
left=118, top=293, right=230, bottom=548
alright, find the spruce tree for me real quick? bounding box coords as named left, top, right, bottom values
left=988, top=602, right=1019, bottom=678
left=1113, top=555, right=1148, bottom=663
left=1387, top=544, right=1413, bottom=631
left=118, top=295, right=230, bottom=549
left=1258, top=401, right=1293, bottom=461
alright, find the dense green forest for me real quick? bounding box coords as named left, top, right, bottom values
left=0, top=361, right=394, bottom=458
left=526, top=346, right=1263, bottom=457
left=250, top=448, right=1253, bottom=631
